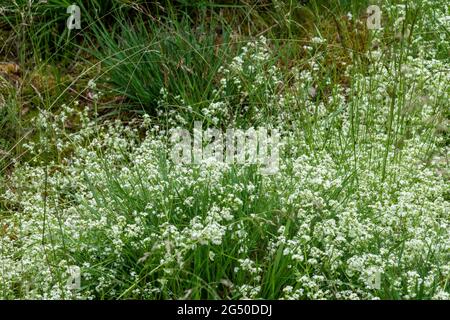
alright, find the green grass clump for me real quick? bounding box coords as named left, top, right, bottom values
left=88, top=9, right=235, bottom=114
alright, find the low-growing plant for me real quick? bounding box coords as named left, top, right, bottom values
left=0, top=0, right=448, bottom=301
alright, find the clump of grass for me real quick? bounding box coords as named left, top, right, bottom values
left=0, top=1, right=138, bottom=62
left=87, top=8, right=235, bottom=114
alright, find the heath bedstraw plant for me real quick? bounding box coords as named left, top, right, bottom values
left=0, top=0, right=449, bottom=300
left=1, top=27, right=449, bottom=299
